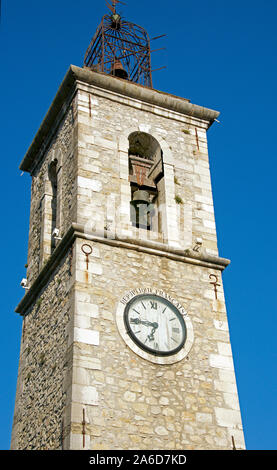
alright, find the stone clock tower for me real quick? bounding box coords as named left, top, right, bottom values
left=11, top=5, right=245, bottom=450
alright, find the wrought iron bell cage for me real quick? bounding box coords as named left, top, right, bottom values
left=83, top=13, right=153, bottom=88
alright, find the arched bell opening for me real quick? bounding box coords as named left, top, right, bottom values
left=128, top=132, right=164, bottom=231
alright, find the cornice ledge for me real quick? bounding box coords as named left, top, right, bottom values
left=72, top=223, right=230, bottom=270
left=15, top=223, right=230, bottom=316
left=71, top=65, right=220, bottom=123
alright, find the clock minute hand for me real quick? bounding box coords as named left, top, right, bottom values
left=130, top=318, right=141, bottom=325
left=130, top=318, right=158, bottom=328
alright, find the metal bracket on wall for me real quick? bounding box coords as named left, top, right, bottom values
left=81, top=244, right=93, bottom=270
left=209, top=274, right=221, bottom=300
left=82, top=408, right=86, bottom=448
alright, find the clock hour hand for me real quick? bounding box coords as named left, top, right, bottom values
left=148, top=322, right=159, bottom=341
left=130, top=318, right=159, bottom=341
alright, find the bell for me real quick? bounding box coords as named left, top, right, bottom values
left=131, top=190, right=150, bottom=205
left=111, top=60, right=128, bottom=80
left=130, top=190, right=153, bottom=229
left=111, top=13, right=121, bottom=30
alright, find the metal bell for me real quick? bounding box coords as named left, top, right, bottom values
left=111, top=60, right=128, bottom=79
left=131, top=190, right=150, bottom=204
left=130, top=190, right=153, bottom=229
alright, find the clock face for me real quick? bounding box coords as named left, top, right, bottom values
left=124, top=294, right=186, bottom=356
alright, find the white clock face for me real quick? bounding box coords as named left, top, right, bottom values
left=124, top=294, right=186, bottom=356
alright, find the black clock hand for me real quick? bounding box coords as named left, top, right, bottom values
left=130, top=318, right=158, bottom=329
left=147, top=322, right=159, bottom=341
left=130, top=318, right=159, bottom=341
left=130, top=318, right=141, bottom=325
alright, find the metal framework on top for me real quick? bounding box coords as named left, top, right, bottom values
left=83, top=0, right=153, bottom=88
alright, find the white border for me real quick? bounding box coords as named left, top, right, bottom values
left=115, top=287, right=194, bottom=365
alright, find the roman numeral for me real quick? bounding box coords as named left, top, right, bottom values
left=150, top=301, right=157, bottom=310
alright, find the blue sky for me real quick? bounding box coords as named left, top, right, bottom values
left=1, top=0, right=276, bottom=450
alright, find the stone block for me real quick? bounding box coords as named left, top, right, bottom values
left=215, top=408, right=242, bottom=428
left=74, top=314, right=91, bottom=329
left=73, top=355, right=102, bottom=371
left=72, top=384, right=98, bottom=406
left=209, top=354, right=234, bottom=371
left=217, top=342, right=232, bottom=356
left=223, top=392, right=240, bottom=410
left=74, top=327, right=99, bottom=346
left=76, top=301, right=99, bottom=318
left=77, top=176, right=102, bottom=192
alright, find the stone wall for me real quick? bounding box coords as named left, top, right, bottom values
left=70, top=237, right=245, bottom=450
left=11, top=251, right=73, bottom=450
left=26, top=99, right=77, bottom=285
